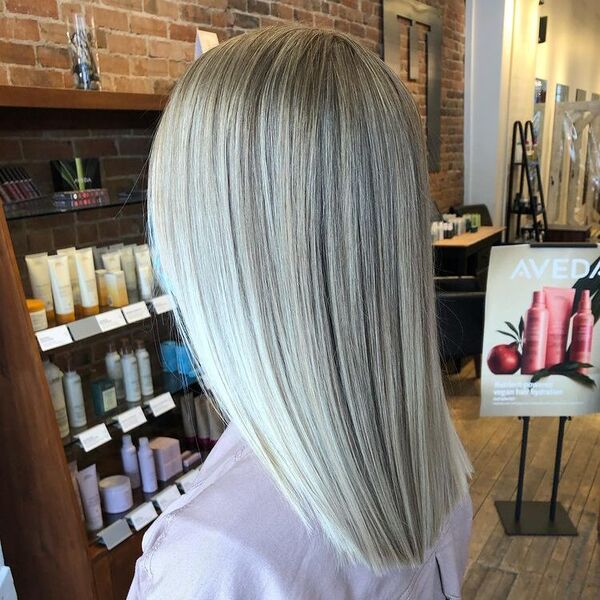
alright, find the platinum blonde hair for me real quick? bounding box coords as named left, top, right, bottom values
left=149, top=26, right=471, bottom=571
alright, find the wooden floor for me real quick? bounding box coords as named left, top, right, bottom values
left=447, top=362, right=600, bottom=599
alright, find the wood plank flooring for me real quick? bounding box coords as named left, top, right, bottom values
left=447, top=362, right=600, bottom=599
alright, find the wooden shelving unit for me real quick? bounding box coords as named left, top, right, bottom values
left=0, top=88, right=176, bottom=600
left=0, top=85, right=167, bottom=130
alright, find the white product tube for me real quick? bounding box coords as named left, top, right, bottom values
left=194, top=395, right=210, bottom=442
left=119, top=246, right=138, bottom=300
left=75, top=248, right=99, bottom=316
left=95, top=269, right=109, bottom=306
left=76, top=464, right=104, bottom=531
left=105, top=346, right=125, bottom=401
left=63, top=369, right=87, bottom=428
left=138, top=437, right=158, bottom=493
left=47, top=255, right=75, bottom=324
left=56, top=247, right=81, bottom=312
left=137, top=265, right=154, bottom=301
left=121, top=349, right=141, bottom=403
left=25, top=252, right=54, bottom=320
left=102, top=251, right=121, bottom=272
left=105, top=271, right=129, bottom=308
left=134, top=245, right=154, bottom=300
left=93, top=246, right=108, bottom=270
left=121, top=434, right=141, bottom=489
left=135, top=341, right=154, bottom=398
left=43, top=360, right=70, bottom=438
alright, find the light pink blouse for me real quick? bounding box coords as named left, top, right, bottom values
left=128, top=425, right=472, bottom=599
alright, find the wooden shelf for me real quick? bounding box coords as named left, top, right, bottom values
left=0, top=85, right=167, bottom=112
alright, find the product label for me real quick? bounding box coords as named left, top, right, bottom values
left=146, top=392, right=176, bottom=417
left=126, top=502, right=158, bottom=531
left=151, top=294, right=174, bottom=315
left=122, top=301, right=151, bottom=324
left=176, top=470, right=200, bottom=494
left=152, top=485, right=181, bottom=512
left=116, top=406, right=147, bottom=433
left=76, top=423, right=111, bottom=452
left=35, top=325, right=73, bottom=351
left=102, top=388, right=117, bottom=412
left=97, top=519, right=132, bottom=550
left=96, top=309, right=127, bottom=332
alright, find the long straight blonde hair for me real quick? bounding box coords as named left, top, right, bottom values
left=149, top=25, right=471, bottom=571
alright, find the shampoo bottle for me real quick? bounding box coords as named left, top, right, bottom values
left=569, top=290, right=594, bottom=374
left=105, top=343, right=125, bottom=401
left=121, top=340, right=141, bottom=403
left=138, top=437, right=158, bottom=493
left=135, top=339, right=154, bottom=398
left=63, top=363, right=87, bottom=428
left=121, top=434, right=141, bottom=489
left=43, top=359, right=70, bottom=439
left=521, top=291, right=549, bottom=374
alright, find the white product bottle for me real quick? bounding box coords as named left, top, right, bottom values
left=135, top=340, right=154, bottom=398
left=121, top=340, right=142, bottom=403
left=138, top=437, right=158, bottom=493
left=121, top=434, right=141, bottom=489
left=63, top=366, right=87, bottom=428
left=105, top=343, right=125, bottom=401
left=43, top=360, right=70, bottom=439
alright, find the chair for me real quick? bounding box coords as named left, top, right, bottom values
left=435, top=279, right=485, bottom=377
left=454, top=203, right=493, bottom=226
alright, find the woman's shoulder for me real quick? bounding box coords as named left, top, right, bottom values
left=128, top=426, right=314, bottom=600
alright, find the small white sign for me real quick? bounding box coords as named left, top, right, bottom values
left=35, top=325, right=73, bottom=351
left=146, top=392, right=176, bottom=417
left=152, top=485, right=181, bottom=512
left=151, top=294, right=173, bottom=315
left=122, top=301, right=151, bottom=324
left=76, top=423, right=111, bottom=452
left=96, top=309, right=127, bottom=332
left=126, top=501, right=158, bottom=531
left=195, top=29, right=219, bottom=59
left=116, top=406, right=147, bottom=433
left=176, top=470, right=199, bottom=494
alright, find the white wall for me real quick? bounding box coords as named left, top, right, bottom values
left=464, top=0, right=538, bottom=224
left=536, top=0, right=600, bottom=188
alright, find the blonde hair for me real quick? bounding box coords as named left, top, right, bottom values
left=149, top=26, right=471, bottom=571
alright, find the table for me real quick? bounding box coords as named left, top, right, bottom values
left=433, top=225, right=505, bottom=281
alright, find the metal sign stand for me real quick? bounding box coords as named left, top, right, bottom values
left=495, top=416, right=577, bottom=536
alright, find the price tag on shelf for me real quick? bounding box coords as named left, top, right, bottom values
left=176, top=470, right=200, bottom=494
left=126, top=502, right=158, bottom=532
left=146, top=393, right=176, bottom=417
left=151, top=294, right=173, bottom=315
left=76, top=423, right=111, bottom=452
left=152, top=485, right=181, bottom=512
left=96, top=309, right=127, bottom=333
left=35, top=325, right=73, bottom=351
left=115, top=406, right=147, bottom=433
left=97, top=519, right=132, bottom=550
left=122, top=301, right=151, bottom=324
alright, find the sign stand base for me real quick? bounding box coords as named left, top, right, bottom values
left=496, top=500, right=577, bottom=536
left=495, top=415, right=578, bottom=537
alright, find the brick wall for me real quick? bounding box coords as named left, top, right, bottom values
left=0, top=0, right=463, bottom=207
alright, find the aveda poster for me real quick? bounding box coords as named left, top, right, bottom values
left=481, top=245, right=600, bottom=417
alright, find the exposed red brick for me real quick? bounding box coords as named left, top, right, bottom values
left=169, top=22, right=196, bottom=42
left=0, top=17, right=40, bottom=41
left=130, top=14, right=168, bottom=37
left=130, top=56, right=168, bottom=76
left=180, top=3, right=211, bottom=24
left=9, top=65, right=65, bottom=87
left=97, top=53, right=130, bottom=75
left=38, top=21, right=67, bottom=44
left=0, top=40, right=35, bottom=65
left=143, top=0, right=179, bottom=19
left=6, top=0, right=58, bottom=18
left=37, top=46, right=70, bottom=69
left=106, top=32, right=147, bottom=55
left=92, top=6, right=130, bottom=31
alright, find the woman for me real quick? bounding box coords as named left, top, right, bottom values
left=129, top=26, right=472, bottom=599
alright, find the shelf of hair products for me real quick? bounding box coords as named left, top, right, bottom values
left=11, top=210, right=226, bottom=551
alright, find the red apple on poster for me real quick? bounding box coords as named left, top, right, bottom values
left=487, top=343, right=521, bottom=374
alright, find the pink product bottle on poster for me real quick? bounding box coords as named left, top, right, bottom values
left=569, top=290, right=594, bottom=374
left=521, top=291, right=549, bottom=374
left=543, top=287, right=575, bottom=368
